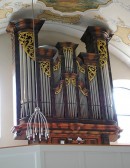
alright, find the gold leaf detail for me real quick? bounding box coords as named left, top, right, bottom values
left=19, top=32, right=34, bottom=59
left=78, top=85, right=88, bottom=96
left=40, top=61, right=51, bottom=77
left=71, top=78, right=76, bottom=87
left=65, top=78, right=70, bottom=86
left=97, top=40, right=108, bottom=67
left=53, top=58, right=61, bottom=71
left=63, top=47, right=73, bottom=55
left=55, top=82, right=63, bottom=95
left=65, top=77, right=76, bottom=86
left=88, top=65, right=97, bottom=81
left=77, top=60, right=85, bottom=74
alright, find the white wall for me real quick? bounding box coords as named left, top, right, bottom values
left=0, top=145, right=130, bottom=168
left=110, top=52, right=130, bottom=80
left=0, top=33, right=28, bottom=147
left=0, top=32, right=130, bottom=147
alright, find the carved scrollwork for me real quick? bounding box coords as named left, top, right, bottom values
left=97, top=40, right=108, bottom=67
left=55, top=81, right=64, bottom=95
left=71, top=78, right=76, bottom=87
left=78, top=81, right=88, bottom=96
left=65, top=76, right=76, bottom=87
left=88, top=65, right=97, bottom=82
left=53, top=58, right=61, bottom=71
left=76, top=60, right=85, bottom=74
left=19, top=32, right=34, bottom=59
left=40, top=61, right=51, bottom=77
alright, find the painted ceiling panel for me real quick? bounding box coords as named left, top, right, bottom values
left=38, top=0, right=112, bottom=12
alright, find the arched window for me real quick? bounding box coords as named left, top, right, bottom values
left=113, top=79, right=130, bottom=145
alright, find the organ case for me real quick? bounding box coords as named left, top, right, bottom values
left=6, top=19, right=121, bottom=145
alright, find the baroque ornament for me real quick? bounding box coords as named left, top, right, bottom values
left=97, top=40, right=108, bottom=67
left=19, top=32, right=34, bottom=59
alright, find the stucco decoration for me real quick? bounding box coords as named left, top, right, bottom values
left=0, top=0, right=31, bottom=34
left=38, top=10, right=81, bottom=24
left=0, top=8, right=13, bottom=19
left=115, top=26, right=130, bottom=46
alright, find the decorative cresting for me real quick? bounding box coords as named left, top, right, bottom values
left=40, top=60, right=51, bottom=77
left=18, top=32, right=34, bottom=59
left=88, top=65, right=97, bottom=81
left=97, top=40, right=108, bottom=67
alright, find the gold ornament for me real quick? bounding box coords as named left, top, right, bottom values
left=97, top=40, right=108, bottom=67
left=40, top=61, right=51, bottom=77
left=88, top=65, right=97, bottom=82
left=19, top=32, right=34, bottom=59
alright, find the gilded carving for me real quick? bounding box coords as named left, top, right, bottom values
left=76, top=60, right=85, bottom=74
left=65, top=77, right=76, bottom=86
left=78, top=84, right=88, bottom=96
left=97, top=40, right=108, bottom=67
left=71, top=78, right=76, bottom=86
left=53, top=58, right=61, bottom=71
left=40, top=61, right=51, bottom=77
left=63, top=47, right=73, bottom=55
left=88, top=65, right=97, bottom=81
left=19, top=32, right=34, bottom=59
left=55, top=81, right=63, bottom=94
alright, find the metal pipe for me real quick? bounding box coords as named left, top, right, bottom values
left=31, top=58, right=36, bottom=110
left=27, top=55, right=33, bottom=116
left=42, top=71, right=47, bottom=115
left=95, top=76, right=101, bottom=119
left=47, top=76, right=51, bottom=116
left=23, top=48, right=28, bottom=117
left=101, top=67, right=108, bottom=119
left=20, top=44, right=24, bottom=118
left=40, top=67, right=44, bottom=112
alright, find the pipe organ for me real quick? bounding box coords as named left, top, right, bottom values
left=7, top=19, right=120, bottom=145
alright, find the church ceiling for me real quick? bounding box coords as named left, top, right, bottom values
left=0, top=0, right=130, bottom=66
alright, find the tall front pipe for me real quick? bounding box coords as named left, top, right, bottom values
left=6, top=19, right=45, bottom=124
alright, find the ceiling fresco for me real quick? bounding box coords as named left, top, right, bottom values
left=38, top=0, right=112, bottom=12
left=0, top=0, right=130, bottom=66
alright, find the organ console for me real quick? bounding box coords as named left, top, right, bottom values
left=6, top=19, right=121, bottom=145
